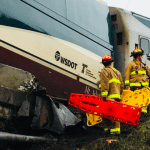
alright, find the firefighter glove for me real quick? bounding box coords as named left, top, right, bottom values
left=102, top=96, right=107, bottom=101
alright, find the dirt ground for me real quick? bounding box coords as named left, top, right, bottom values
left=1, top=113, right=150, bottom=150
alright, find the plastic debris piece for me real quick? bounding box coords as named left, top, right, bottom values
left=106, top=139, right=118, bottom=143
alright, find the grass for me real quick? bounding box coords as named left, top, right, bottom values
left=81, top=114, right=150, bottom=150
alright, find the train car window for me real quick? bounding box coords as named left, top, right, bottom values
left=111, top=15, right=117, bottom=22
left=141, top=38, right=149, bottom=54
left=116, top=32, right=122, bottom=45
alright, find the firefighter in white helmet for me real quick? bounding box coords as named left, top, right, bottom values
left=99, top=54, right=123, bottom=134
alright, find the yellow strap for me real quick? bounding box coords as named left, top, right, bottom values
left=109, top=78, right=121, bottom=84
left=108, top=94, right=121, bottom=99
left=101, top=91, right=108, bottom=96
left=125, top=80, right=129, bottom=84
left=131, top=70, right=146, bottom=75
left=110, top=128, right=120, bottom=132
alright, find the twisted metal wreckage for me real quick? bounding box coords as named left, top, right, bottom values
left=0, top=63, right=80, bottom=143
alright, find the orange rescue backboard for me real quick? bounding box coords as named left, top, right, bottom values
left=68, top=93, right=141, bottom=126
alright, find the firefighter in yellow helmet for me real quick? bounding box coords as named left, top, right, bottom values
left=99, top=54, right=123, bottom=134
left=125, top=48, right=150, bottom=113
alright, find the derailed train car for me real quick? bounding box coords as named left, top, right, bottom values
left=0, top=25, right=104, bottom=101
left=109, top=7, right=150, bottom=76
left=0, top=0, right=113, bottom=137
left=0, top=0, right=150, bottom=138
left=0, top=23, right=107, bottom=138
left=0, top=0, right=113, bottom=101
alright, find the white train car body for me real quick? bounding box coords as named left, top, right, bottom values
left=109, top=7, right=150, bottom=76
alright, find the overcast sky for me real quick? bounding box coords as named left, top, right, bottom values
left=103, top=0, right=150, bottom=18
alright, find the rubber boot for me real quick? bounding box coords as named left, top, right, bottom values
left=110, top=121, right=120, bottom=134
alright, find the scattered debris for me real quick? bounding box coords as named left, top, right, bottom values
left=106, top=139, right=118, bottom=144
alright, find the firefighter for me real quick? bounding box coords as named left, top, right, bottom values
left=99, top=54, right=123, bottom=134
left=125, top=48, right=150, bottom=113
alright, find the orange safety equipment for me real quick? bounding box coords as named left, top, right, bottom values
left=68, top=93, right=141, bottom=126
left=130, top=48, right=144, bottom=57
left=102, top=54, right=114, bottom=64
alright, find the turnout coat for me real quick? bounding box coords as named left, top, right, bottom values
left=100, top=66, right=123, bottom=99
left=125, top=59, right=150, bottom=87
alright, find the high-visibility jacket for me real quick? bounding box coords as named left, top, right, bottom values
left=99, top=66, right=123, bottom=99
left=125, top=59, right=150, bottom=87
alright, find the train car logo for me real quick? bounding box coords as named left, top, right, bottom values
left=55, top=51, right=60, bottom=61
left=55, top=51, right=78, bottom=69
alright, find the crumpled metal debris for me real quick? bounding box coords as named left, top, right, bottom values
left=30, top=96, right=81, bottom=134
left=0, top=63, right=81, bottom=134
left=18, top=77, right=39, bottom=92
left=18, top=100, right=30, bottom=117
